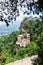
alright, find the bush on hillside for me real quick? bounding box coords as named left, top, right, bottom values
left=18, top=41, right=39, bottom=58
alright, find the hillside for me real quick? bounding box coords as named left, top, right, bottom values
left=0, top=18, right=42, bottom=65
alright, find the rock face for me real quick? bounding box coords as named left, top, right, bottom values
left=16, top=34, right=30, bottom=47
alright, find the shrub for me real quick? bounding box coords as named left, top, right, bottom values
left=27, top=41, right=39, bottom=55
left=18, top=41, right=39, bottom=58
left=18, top=48, right=25, bottom=58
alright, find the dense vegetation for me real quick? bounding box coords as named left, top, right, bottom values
left=0, top=0, right=43, bottom=26
left=20, top=18, right=43, bottom=65
left=33, top=33, right=43, bottom=65
left=20, top=18, right=42, bottom=40
left=0, top=19, right=43, bottom=65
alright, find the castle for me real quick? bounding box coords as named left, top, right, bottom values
left=16, top=33, right=30, bottom=47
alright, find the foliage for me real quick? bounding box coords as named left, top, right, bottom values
left=18, top=41, right=39, bottom=58
left=0, top=0, right=43, bottom=26
left=20, top=19, right=42, bottom=40
left=0, top=31, right=17, bottom=64
left=0, top=18, right=42, bottom=64
left=0, top=29, right=39, bottom=65
left=20, top=18, right=43, bottom=65
left=37, top=33, right=43, bottom=65
left=38, top=0, right=43, bottom=9
left=33, top=33, right=43, bottom=65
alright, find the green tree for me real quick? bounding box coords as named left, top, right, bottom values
left=20, top=19, right=42, bottom=40
left=33, top=33, right=43, bottom=65
left=0, top=0, right=43, bottom=26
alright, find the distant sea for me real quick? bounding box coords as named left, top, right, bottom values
left=0, top=21, right=21, bottom=36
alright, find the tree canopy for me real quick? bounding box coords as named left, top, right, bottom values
left=0, top=0, right=43, bottom=26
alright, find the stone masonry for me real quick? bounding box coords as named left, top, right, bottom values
left=16, top=34, right=30, bottom=47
